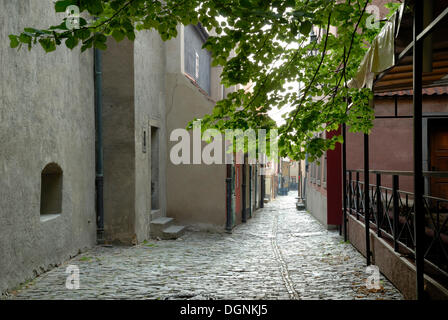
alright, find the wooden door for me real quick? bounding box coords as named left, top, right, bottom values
left=430, top=120, right=448, bottom=200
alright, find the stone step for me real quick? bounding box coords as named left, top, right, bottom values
left=151, top=217, right=174, bottom=225
left=150, top=217, right=174, bottom=238
left=150, top=209, right=162, bottom=220
left=162, top=225, right=186, bottom=240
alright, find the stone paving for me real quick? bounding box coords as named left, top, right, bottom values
left=4, top=192, right=403, bottom=300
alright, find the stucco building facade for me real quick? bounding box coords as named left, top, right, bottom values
left=165, top=25, right=263, bottom=230
left=303, top=0, right=397, bottom=230
left=101, top=31, right=169, bottom=244
left=0, top=1, right=97, bottom=293
left=0, top=4, right=267, bottom=294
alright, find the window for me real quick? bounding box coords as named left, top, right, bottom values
left=317, top=159, right=321, bottom=185
left=311, top=162, right=316, bottom=183
left=195, top=51, right=200, bottom=79
left=184, top=24, right=211, bottom=95
left=40, top=163, right=63, bottom=219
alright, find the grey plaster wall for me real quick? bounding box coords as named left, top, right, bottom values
left=165, top=26, right=227, bottom=227
left=305, top=185, right=329, bottom=228
left=0, top=1, right=96, bottom=293
left=165, top=72, right=227, bottom=226
left=134, top=30, right=167, bottom=242
left=102, top=30, right=168, bottom=244
left=102, top=38, right=136, bottom=244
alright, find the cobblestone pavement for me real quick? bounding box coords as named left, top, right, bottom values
left=5, top=193, right=403, bottom=300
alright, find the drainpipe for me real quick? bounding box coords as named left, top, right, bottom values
left=254, top=165, right=257, bottom=209
left=298, top=162, right=302, bottom=199
left=249, top=165, right=252, bottom=218
left=225, top=164, right=232, bottom=232
left=242, top=158, right=247, bottom=222
left=94, top=48, right=104, bottom=242
left=260, top=164, right=265, bottom=208
left=303, top=154, right=308, bottom=203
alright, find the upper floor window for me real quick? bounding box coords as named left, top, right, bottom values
left=184, top=24, right=211, bottom=95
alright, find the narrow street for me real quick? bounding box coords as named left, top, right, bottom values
left=7, top=193, right=403, bottom=300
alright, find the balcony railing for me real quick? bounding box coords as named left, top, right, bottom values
left=346, top=170, right=448, bottom=275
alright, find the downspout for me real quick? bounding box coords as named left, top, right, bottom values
left=225, top=164, right=232, bottom=232
left=303, top=154, right=308, bottom=203
left=254, top=165, right=257, bottom=209
left=342, top=123, right=348, bottom=241
left=260, top=164, right=265, bottom=208
left=94, top=48, right=104, bottom=242
left=249, top=165, right=252, bottom=218
left=242, top=157, right=247, bottom=222
left=298, top=161, right=302, bottom=199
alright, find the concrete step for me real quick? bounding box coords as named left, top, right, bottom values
left=150, top=217, right=174, bottom=238
left=162, top=225, right=186, bottom=240
left=150, top=209, right=162, bottom=220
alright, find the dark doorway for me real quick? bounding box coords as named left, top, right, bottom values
left=231, top=163, right=236, bottom=227
left=151, top=126, right=160, bottom=210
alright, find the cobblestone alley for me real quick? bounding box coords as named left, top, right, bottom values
left=5, top=193, right=403, bottom=300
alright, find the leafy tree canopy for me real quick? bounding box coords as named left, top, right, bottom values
left=10, top=0, right=401, bottom=161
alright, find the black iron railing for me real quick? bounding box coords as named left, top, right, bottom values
left=346, top=170, right=448, bottom=274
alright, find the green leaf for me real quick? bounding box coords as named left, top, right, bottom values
left=19, top=33, right=32, bottom=45
left=299, top=21, right=312, bottom=36
left=39, top=38, right=56, bottom=53
left=112, top=30, right=125, bottom=42
left=292, top=10, right=305, bottom=18
left=65, top=36, right=79, bottom=49
left=126, top=31, right=136, bottom=41
left=93, top=34, right=107, bottom=50
left=86, top=0, right=104, bottom=15
left=94, top=41, right=107, bottom=50
left=55, top=0, right=76, bottom=13
left=81, top=39, right=93, bottom=52
left=49, top=21, right=69, bottom=31
left=24, top=28, right=41, bottom=34
left=9, top=35, right=19, bottom=48
left=75, top=28, right=91, bottom=40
